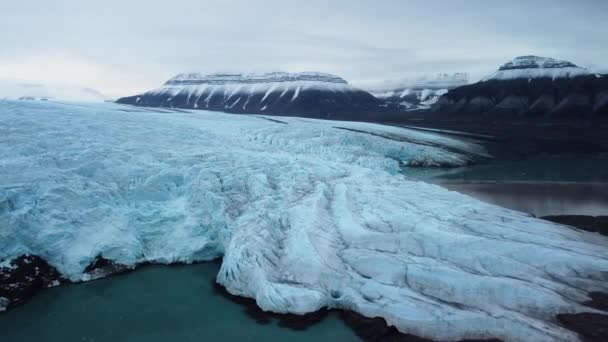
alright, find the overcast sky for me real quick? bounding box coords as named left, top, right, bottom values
left=2, top=0, right=607, bottom=98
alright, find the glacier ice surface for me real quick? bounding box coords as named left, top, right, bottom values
left=1, top=101, right=608, bottom=341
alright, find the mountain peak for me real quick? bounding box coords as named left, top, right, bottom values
left=116, top=70, right=384, bottom=119
left=484, top=56, right=589, bottom=81
left=498, top=56, right=579, bottom=71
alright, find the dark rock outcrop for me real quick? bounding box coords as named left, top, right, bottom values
left=0, top=255, right=63, bottom=311
left=84, top=255, right=133, bottom=280
left=0, top=254, right=136, bottom=312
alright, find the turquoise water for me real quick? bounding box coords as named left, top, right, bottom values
left=0, top=264, right=360, bottom=342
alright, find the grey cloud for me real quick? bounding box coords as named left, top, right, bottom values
left=1, top=0, right=606, bottom=97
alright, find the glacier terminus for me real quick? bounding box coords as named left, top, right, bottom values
left=0, top=100, right=607, bottom=341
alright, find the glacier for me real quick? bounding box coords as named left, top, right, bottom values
left=1, top=100, right=608, bottom=341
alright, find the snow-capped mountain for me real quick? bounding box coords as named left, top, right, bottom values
left=369, top=73, right=469, bottom=111
left=433, top=56, right=608, bottom=119
left=116, top=72, right=384, bottom=120
left=482, top=55, right=590, bottom=81
left=0, top=81, right=107, bottom=102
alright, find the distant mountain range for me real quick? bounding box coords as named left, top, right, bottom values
left=0, top=82, right=108, bottom=102
left=367, top=73, right=470, bottom=111
left=432, top=56, right=608, bottom=120
left=9, top=55, right=600, bottom=123
left=116, top=72, right=388, bottom=120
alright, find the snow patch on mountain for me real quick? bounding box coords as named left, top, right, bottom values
left=148, top=72, right=357, bottom=100
left=167, top=72, right=348, bottom=85
left=1, top=101, right=607, bottom=341
left=369, top=73, right=469, bottom=110
left=483, top=56, right=590, bottom=81
left=116, top=71, right=383, bottom=118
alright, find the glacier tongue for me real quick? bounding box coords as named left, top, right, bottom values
left=1, top=101, right=607, bottom=341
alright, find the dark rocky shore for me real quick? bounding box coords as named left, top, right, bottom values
left=0, top=255, right=133, bottom=312
left=542, top=215, right=608, bottom=236
left=0, top=255, right=63, bottom=311
left=212, top=281, right=501, bottom=342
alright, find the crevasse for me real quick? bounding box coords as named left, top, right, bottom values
left=1, top=100, right=607, bottom=341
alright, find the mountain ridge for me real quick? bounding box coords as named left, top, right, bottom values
left=116, top=71, right=388, bottom=120
left=432, top=56, right=608, bottom=120
left=482, top=55, right=590, bottom=81
left=368, top=73, right=469, bottom=111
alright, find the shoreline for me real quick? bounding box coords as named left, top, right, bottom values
left=435, top=180, right=608, bottom=217
left=2, top=239, right=608, bottom=342
left=0, top=256, right=498, bottom=342
left=390, top=121, right=608, bottom=156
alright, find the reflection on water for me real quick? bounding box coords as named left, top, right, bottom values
left=0, top=264, right=360, bottom=342
left=438, top=182, right=608, bottom=217
left=427, top=155, right=608, bottom=217
left=436, top=155, right=608, bottom=183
